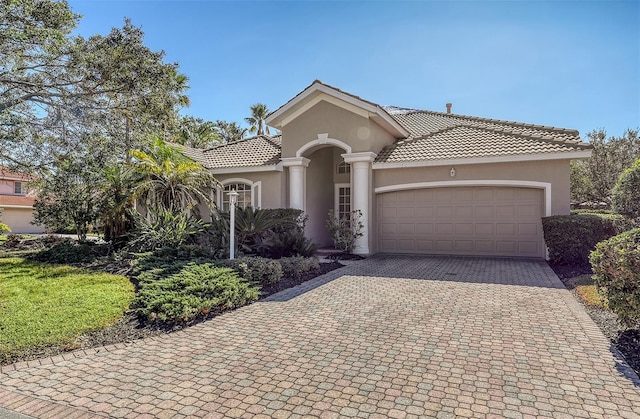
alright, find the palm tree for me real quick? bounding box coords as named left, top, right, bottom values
left=129, top=137, right=217, bottom=214
left=245, top=103, right=270, bottom=136
left=213, top=120, right=248, bottom=143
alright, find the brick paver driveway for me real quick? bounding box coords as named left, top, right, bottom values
left=1, top=255, right=639, bottom=418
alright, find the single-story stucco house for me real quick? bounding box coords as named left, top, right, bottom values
left=0, top=167, right=44, bottom=234
left=182, top=80, right=592, bottom=258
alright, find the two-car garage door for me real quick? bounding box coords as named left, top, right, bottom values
left=377, top=186, right=544, bottom=258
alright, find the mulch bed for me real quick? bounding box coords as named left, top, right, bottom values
left=548, top=261, right=640, bottom=377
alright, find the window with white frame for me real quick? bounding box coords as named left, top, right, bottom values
left=336, top=160, right=350, bottom=174
left=335, top=184, right=351, bottom=221
left=14, top=181, right=23, bottom=195
left=221, top=183, right=252, bottom=211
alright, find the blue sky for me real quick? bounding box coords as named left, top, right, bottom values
left=66, top=0, right=639, bottom=139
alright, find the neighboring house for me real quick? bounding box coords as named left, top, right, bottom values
left=182, top=80, right=592, bottom=258
left=0, top=167, right=44, bottom=234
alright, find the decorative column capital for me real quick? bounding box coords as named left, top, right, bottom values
left=281, top=157, right=310, bottom=167
left=341, top=152, right=377, bottom=164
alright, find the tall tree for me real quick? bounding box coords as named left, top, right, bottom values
left=1, top=1, right=189, bottom=171
left=173, top=116, right=220, bottom=149
left=212, top=120, right=248, bottom=143
left=570, top=129, right=640, bottom=207
left=245, top=103, right=270, bottom=136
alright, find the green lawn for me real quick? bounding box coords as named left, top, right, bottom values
left=0, top=257, right=134, bottom=363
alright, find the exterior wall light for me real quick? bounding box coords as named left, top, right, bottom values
left=229, top=189, right=238, bottom=260
left=450, top=167, right=456, bottom=177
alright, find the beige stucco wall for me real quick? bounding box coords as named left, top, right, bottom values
left=1, top=207, right=44, bottom=234
left=281, top=101, right=397, bottom=158
left=373, top=159, right=572, bottom=216
left=304, top=148, right=334, bottom=247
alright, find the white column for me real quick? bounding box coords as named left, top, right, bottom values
left=281, top=157, right=310, bottom=211
left=343, top=152, right=376, bottom=255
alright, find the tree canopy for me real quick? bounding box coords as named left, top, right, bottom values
left=570, top=128, right=640, bottom=207
left=1, top=0, right=189, bottom=171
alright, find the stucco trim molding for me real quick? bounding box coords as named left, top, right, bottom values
left=342, top=151, right=377, bottom=163
left=281, top=157, right=311, bottom=167
left=374, top=180, right=552, bottom=217
left=372, top=151, right=592, bottom=170
left=296, top=134, right=353, bottom=157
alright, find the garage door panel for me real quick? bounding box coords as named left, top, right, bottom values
left=455, top=240, right=474, bottom=252
left=435, top=240, right=454, bottom=251
left=518, top=204, right=540, bottom=217
left=455, top=206, right=473, bottom=218
left=454, top=188, right=474, bottom=201
left=455, top=223, right=474, bottom=234
left=416, top=240, right=434, bottom=251
left=496, top=205, right=516, bottom=218
left=398, top=207, right=415, bottom=218
left=475, top=241, right=495, bottom=253
left=378, top=186, right=544, bottom=257
left=518, top=223, right=538, bottom=235
left=416, top=223, right=434, bottom=234
left=435, top=206, right=453, bottom=218
left=399, top=223, right=414, bottom=234
left=475, top=206, right=494, bottom=218
left=436, top=223, right=454, bottom=234
left=519, top=242, right=539, bottom=255
left=475, top=223, right=494, bottom=234
left=416, top=207, right=434, bottom=217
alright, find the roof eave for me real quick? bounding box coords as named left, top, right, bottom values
left=373, top=150, right=592, bottom=169
left=209, top=163, right=283, bottom=175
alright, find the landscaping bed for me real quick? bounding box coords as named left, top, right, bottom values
left=549, top=261, right=640, bottom=377
left=0, top=242, right=344, bottom=366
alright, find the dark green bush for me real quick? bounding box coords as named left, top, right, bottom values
left=542, top=213, right=633, bottom=264
left=134, top=263, right=259, bottom=323
left=612, top=158, right=640, bottom=219
left=203, top=208, right=315, bottom=258
left=217, top=257, right=283, bottom=285
left=278, top=256, right=320, bottom=279
left=31, top=239, right=111, bottom=264
left=590, top=228, right=640, bottom=327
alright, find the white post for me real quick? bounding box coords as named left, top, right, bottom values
left=281, top=157, right=310, bottom=210
left=343, top=152, right=376, bottom=255
left=229, top=189, right=238, bottom=260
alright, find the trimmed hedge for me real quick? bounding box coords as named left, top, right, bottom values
left=135, top=263, right=259, bottom=323
left=542, top=213, right=632, bottom=264
left=590, top=228, right=640, bottom=327
left=217, top=257, right=283, bottom=285
left=279, top=256, right=320, bottom=279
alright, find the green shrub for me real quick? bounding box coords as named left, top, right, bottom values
left=31, top=239, right=111, bottom=264
left=217, top=257, right=283, bottom=285
left=542, top=213, right=633, bottom=264
left=612, top=158, right=640, bottom=219
left=0, top=222, right=10, bottom=234
left=134, top=263, right=259, bottom=323
left=279, top=256, right=320, bottom=279
left=204, top=208, right=315, bottom=258
left=590, top=228, right=640, bottom=327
